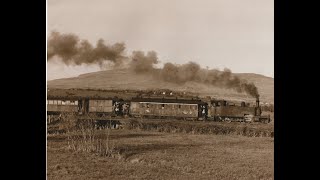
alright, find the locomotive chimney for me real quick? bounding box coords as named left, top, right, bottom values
left=256, top=98, right=260, bottom=107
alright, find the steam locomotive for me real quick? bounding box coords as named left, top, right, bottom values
left=47, top=95, right=270, bottom=123
left=207, top=98, right=270, bottom=123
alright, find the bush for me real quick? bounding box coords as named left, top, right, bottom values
left=124, top=120, right=274, bottom=137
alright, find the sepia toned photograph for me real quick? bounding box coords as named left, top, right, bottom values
left=47, top=0, right=274, bottom=179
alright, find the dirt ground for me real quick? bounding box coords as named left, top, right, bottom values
left=47, top=129, right=273, bottom=180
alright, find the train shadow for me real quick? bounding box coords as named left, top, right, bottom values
left=116, top=143, right=200, bottom=159
left=108, top=134, right=160, bottom=139
left=47, top=135, right=66, bottom=142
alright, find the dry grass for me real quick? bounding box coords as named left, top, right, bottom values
left=47, top=128, right=273, bottom=180
left=124, top=119, right=274, bottom=137
left=49, top=113, right=118, bottom=157
left=47, top=115, right=274, bottom=179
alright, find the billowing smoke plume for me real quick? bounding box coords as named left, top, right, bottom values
left=47, top=31, right=126, bottom=67
left=47, top=31, right=259, bottom=98
left=161, top=62, right=201, bottom=83
left=129, top=54, right=259, bottom=97
left=130, top=51, right=159, bottom=73
left=160, top=62, right=259, bottom=98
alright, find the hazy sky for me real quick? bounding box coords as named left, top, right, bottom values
left=47, top=0, right=273, bottom=80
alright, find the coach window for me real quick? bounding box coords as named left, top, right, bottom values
left=66, top=100, right=70, bottom=105
left=75, top=101, right=78, bottom=105
left=70, top=101, right=74, bottom=105
left=48, top=100, right=53, bottom=104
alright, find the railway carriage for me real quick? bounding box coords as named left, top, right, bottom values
left=47, top=96, right=124, bottom=127
left=47, top=96, right=123, bottom=115
left=87, top=98, right=114, bottom=116
left=47, top=98, right=79, bottom=114
left=129, top=98, right=208, bottom=120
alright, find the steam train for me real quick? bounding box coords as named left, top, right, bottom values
left=47, top=95, right=270, bottom=124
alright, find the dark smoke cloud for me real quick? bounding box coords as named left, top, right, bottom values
left=47, top=31, right=126, bottom=67
left=161, top=62, right=201, bottom=83
left=130, top=52, right=259, bottom=97
left=48, top=31, right=259, bottom=98
left=131, top=51, right=259, bottom=98
left=47, top=31, right=79, bottom=62
left=158, top=62, right=259, bottom=98
left=130, top=51, right=158, bottom=73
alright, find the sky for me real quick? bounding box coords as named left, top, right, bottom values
left=47, top=0, right=273, bottom=80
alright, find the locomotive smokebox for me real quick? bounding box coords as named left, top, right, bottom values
left=256, top=98, right=260, bottom=107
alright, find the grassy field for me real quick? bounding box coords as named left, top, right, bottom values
left=47, top=128, right=274, bottom=180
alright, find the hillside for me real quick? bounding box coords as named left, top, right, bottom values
left=47, top=69, right=274, bottom=104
